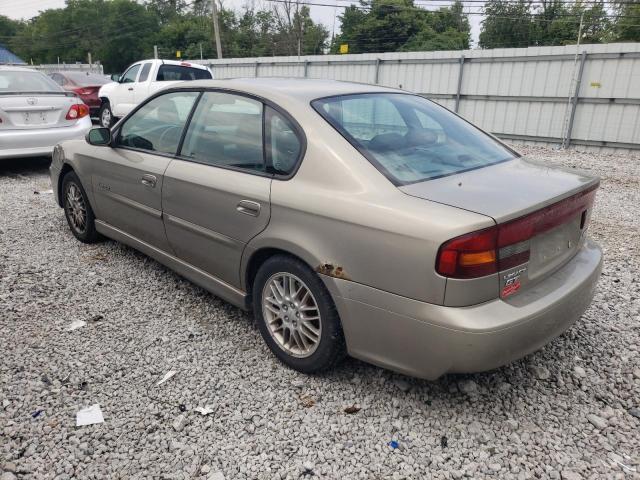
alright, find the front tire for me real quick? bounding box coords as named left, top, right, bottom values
left=99, top=101, right=114, bottom=128
left=62, top=171, right=100, bottom=243
left=253, top=255, right=346, bottom=374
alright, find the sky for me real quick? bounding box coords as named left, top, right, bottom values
left=0, top=0, right=484, bottom=46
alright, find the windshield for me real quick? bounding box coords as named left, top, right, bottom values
left=312, top=93, right=517, bottom=185
left=0, top=70, right=63, bottom=94
left=63, top=72, right=109, bottom=86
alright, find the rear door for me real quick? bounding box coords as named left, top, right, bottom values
left=133, top=62, right=153, bottom=105
left=91, top=90, right=200, bottom=251
left=162, top=91, right=272, bottom=288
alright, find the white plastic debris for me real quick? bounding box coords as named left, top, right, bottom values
left=76, top=404, right=104, bottom=426
left=67, top=320, right=87, bottom=331
left=194, top=406, right=215, bottom=416
left=42, top=189, right=53, bottom=194
left=156, top=370, right=177, bottom=386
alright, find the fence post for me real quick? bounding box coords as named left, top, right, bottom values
left=304, top=60, right=309, bottom=78
left=374, top=58, right=381, bottom=84
left=455, top=54, right=465, bottom=113
left=255, top=61, right=259, bottom=78
left=562, top=50, right=587, bottom=149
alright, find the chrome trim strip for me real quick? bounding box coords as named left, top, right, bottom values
left=163, top=214, right=241, bottom=248
left=104, top=191, right=162, bottom=218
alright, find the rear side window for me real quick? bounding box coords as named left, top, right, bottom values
left=312, top=93, right=516, bottom=185
left=180, top=92, right=264, bottom=171
left=117, top=91, right=199, bottom=155
left=156, top=65, right=212, bottom=81
left=266, top=106, right=301, bottom=175
left=138, top=63, right=152, bottom=82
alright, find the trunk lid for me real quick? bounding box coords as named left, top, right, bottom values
left=401, top=157, right=599, bottom=295
left=0, top=93, right=80, bottom=130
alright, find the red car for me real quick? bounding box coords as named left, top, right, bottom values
left=49, top=71, right=109, bottom=117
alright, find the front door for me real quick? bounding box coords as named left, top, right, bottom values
left=111, top=63, right=141, bottom=117
left=91, top=90, right=200, bottom=251
left=162, top=91, right=272, bottom=288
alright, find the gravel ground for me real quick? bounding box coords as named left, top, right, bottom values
left=0, top=147, right=639, bottom=480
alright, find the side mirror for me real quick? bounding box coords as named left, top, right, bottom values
left=86, top=127, right=112, bottom=146
left=110, top=73, right=121, bottom=82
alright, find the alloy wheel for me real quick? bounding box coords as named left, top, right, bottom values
left=261, top=272, right=322, bottom=358
left=101, top=108, right=111, bottom=128
left=66, top=183, right=87, bottom=234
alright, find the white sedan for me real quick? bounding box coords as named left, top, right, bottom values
left=0, top=66, right=92, bottom=159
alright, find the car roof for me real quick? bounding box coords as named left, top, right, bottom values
left=178, top=77, right=404, bottom=103
left=131, top=59, right=209, bottom=70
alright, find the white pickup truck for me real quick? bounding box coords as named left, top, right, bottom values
left=98, top=59, right=212, bottom=128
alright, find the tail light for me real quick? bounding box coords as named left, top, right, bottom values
left=73, top=87, right=95, bottom=96
left=436, top=184, right=598, bottom=279
left=66, top=103, right=90, bottom=120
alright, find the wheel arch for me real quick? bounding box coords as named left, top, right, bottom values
left=57, top=163, right=76, bottom=207
left=243, top=246, right=318, bottom=299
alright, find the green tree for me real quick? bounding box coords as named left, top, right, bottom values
left=479, top=0, right=532, bottom=49
left=614, top=2, right=640, bottom=41
left=332, top=0, right=470, bottom=54
left=9, top=0, right=158, bottom=72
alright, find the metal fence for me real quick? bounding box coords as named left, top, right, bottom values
left=195, top=43, right=640, bottom=152
left=33, top=63, right=104, bottom=75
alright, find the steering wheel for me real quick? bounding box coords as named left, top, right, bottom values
left=157, top=125, right=182, bottom=153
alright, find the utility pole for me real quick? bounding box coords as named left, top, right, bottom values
left=87, top=52, right=92, bottom=69
left=212, top=0, right=223, bottom=59
left=296, top=0, right=302, bottom=57
left=154, top=45, right=158, bottom=59
left=561, top=11, right=585, bottom=149
left=199, top=43, right=203, bottom=60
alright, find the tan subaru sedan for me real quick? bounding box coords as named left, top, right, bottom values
left=50, top=78, right=602, bottom=380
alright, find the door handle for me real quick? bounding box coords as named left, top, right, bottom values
left=128, top=87, right=134, bottom=91
left=141, top=174, right=157, bottom=188
left=237, top=200, right=261, bottom=217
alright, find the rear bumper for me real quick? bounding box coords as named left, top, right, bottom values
left=323, top=239, right=603, bottom=380
left=0, top=117, right=92, bottom=159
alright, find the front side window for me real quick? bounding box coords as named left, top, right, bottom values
left=156, top=65, right=212, bottom=81
left=312, top=93, right=516, bottom=185
left=120, top=64, right=141, bottom=83
left=117, top=91, right=199, bottom=155
left=180, top=92, right=264, bottom=172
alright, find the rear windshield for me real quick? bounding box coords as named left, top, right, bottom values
left=312, top=93, right=517, bottom=185
left=62, top=71, right=109, bottom=86
left=0, top=70, right=63, bottom=94
left=156, top=65, right=212, bottom=82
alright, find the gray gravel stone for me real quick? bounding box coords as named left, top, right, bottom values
left=561, top=472, right=583, bottom=480
left=586, top=414, right=608, bottom=429
left=457, top=379, right=478, bottom=395
left=573, top=366, right=586, bottom=378
left=531, top=365, right=551, bottom=380
left=0, top=148, right=639, bottom=479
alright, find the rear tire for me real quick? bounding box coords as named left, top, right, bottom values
left=99, top=101, right=114, bottom=128
left=253, top=255, right=346, bottom=374
left=62, top=171, right=100, bottom=244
